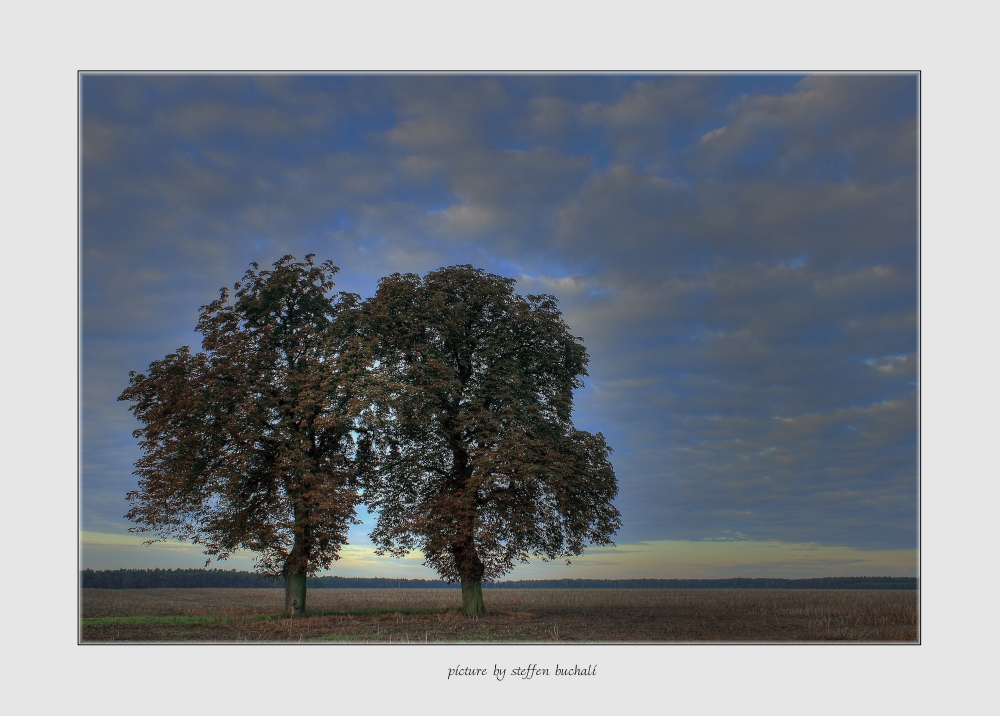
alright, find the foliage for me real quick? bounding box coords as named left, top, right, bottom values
left=118, top=256, right=365, bottom=595
left=359, top=265, right=622, bottom=607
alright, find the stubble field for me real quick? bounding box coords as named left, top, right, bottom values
left=80, top=588, right=917, bottom=643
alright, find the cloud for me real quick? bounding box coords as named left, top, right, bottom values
left=81, top=530, right=435, bottom=578
left=867, top=354, right=916, bottom=375
left=694, top=74, right=917, bottom=183
left=382, top=76, right=511, bottom=154
left=81, top=74, right=918, bottom=560
left=496, top=539, right=917, bottom=579
left=526, top=96, right=576, bottom=135
left=579, top=77, right=723, bottom=166
left=80, top=532, right=917, bottom=579
left=431, top=203, right=498, bottom=236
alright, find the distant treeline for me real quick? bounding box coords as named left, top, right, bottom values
left=488, top=577, right=918, bottom=590
left=80, top=569, right=917, bottom=590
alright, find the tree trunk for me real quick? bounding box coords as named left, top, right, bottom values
left=461, top=576, right=486, bottom=617
left=285, top=567, right=306, bottom=617
left=285, top=497, right=311, bottom=617
left=284, top=535, right=308, bottom=617
left=453, top=537, right=487, bottom=617
left=448, top=447, right=486, bottom=617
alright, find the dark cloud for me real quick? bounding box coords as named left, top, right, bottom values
left=81, top=74, right=918, bottom=555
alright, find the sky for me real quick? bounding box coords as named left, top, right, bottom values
left=80, top=73, right=918, bottom=579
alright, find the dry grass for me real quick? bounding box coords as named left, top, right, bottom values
left=80, top=588, right=918, bottom=643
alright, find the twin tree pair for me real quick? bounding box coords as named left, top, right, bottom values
left=120, top=255, right=621, bottom=617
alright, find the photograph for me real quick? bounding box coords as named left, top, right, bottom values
left=79, top=72, right=919, bottom=644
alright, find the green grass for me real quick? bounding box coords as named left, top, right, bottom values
left=81, top=615, right=233, bottom=627
left=299, top=606, right=457, bottom=617
left=311, top=633, right=363, bottom=642
left=81, top=606, right=458, bottom=628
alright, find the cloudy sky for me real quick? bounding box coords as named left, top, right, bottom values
left=80, top=73, right=918, bottom=578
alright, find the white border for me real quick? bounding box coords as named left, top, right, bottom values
left=4, top=1, right=990, bottom=712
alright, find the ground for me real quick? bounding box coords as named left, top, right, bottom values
left=79, top=588, right=918, bottom=643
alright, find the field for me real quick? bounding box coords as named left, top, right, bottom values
left=80, top=588, right=917, bottom=643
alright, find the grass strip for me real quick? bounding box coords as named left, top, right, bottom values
left=252, top=606, right=458, bottom=622
left=82, top=606, right=458, bottom=627
left=81, top=615, right=233, bottom=627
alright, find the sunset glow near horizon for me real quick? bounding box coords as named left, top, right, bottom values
left=81, top=74, right=918, bottom=580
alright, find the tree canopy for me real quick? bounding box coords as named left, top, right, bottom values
left=118, top=255, right=365, bottom=615
left=360, top=265, right=621, bottom=615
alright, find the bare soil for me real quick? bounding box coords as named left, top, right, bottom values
left=80, top=588, right=918, bottom=643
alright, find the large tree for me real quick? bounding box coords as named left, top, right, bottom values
left=119, top=255, right=364, bottom=616
left=360, top=265, right=621, bottom=616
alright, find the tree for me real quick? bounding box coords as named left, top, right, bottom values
left=119, top=255, right=364, bottom=616
left=359, top=265, right=621, bottom=616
